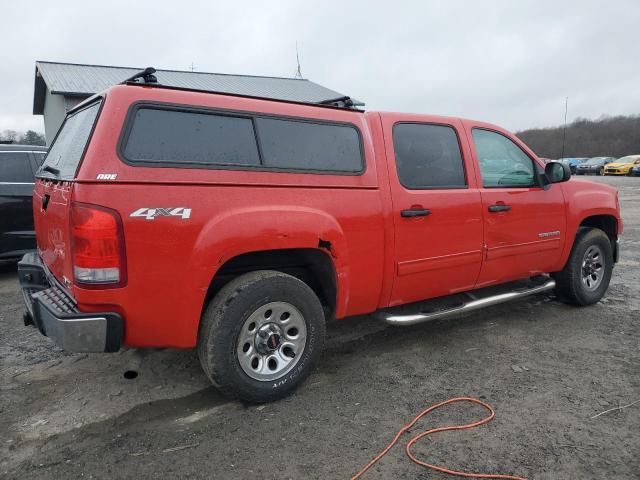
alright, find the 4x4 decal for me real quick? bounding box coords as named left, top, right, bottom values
left=130, top=207, right=192, bottom=220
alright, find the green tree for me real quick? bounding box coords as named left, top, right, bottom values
left=20, top=130, right=46, bottom=146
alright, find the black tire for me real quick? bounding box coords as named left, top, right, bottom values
left=553, top=228, right=613, bottom=306
left=598, top=167, right=604, bottom=176
left=197, top=270, right=325, bottom=403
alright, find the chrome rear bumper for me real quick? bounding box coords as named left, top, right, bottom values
left=18, top=252, right=122, bottom=352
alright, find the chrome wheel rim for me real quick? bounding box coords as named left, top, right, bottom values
left=236, top=301, right=307, bottom=381
left=581, top=245, right=604, bottom=291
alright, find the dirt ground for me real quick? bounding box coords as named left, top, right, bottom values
left=1, top=176, right=638, bottom=479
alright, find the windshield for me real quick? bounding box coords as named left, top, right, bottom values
left=615, top=156, right=640, bottom=164
left=38, top=101, right=101, bottom=180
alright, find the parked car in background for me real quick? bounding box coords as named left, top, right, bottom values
left=576, top=157, right=616, bottom=176
left=560, top=157, right=589, bottom=174
left=630, top=164, right=640, bottom=177
left=0, top=145, right=47, bottom=260
left=604, top=155, right=640, bottom=175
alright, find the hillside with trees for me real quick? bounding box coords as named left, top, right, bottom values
left=516, top=114, right=640, bottom=159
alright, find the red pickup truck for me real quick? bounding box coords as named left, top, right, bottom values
left=18, top=71, right=622, bottom=402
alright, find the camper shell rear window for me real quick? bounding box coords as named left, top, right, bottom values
left=38, top=101, right=102, bottom=180
left=119, top=103, right=364, bottom=175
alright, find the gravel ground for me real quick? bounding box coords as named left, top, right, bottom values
left=1, top=176, right=638, bottom=479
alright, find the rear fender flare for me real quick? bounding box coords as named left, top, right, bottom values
left=189, top=205, right=350, bottom=315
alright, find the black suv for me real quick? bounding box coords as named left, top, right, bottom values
left=0, top=144, right=47, bottom=260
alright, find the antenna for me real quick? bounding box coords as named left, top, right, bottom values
left=560, top=96, right=568, bottom=159
left=190, top=62, right=195, bottom=72
left=294, top=41, right=303, bottom=79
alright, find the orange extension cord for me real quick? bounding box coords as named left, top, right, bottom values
left=351, top=397, right=527, bottom=480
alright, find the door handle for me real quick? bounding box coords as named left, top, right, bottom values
left=488, top=204, right=511, bottom=213
left=401, top=208, right=432, bottom=218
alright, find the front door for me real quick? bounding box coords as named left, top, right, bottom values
left=468, top=127, right=566, bottom=287
left=383, top=117, right=484, bottom=306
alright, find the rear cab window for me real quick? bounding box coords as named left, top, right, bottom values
left=392, top=123, right=467, bottom=189
left=39, top=101, right=101, bottom=180
left=119, top=104, right=364, bottom=174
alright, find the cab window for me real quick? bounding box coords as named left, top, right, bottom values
left=473, top=129, right=537, bottom=188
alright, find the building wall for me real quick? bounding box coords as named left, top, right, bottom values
left=43, top=92, right=88, bottom=145
left=43, top=92, right=65, bottom=145
left=64, top=96, right=85, bottom=112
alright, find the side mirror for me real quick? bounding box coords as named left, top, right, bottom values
left=545, top=161, right=571, bottom=183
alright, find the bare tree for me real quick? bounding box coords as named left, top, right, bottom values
left=0, top=129, right=19, bottom=142
left=517, top=114, right=640, bottom=158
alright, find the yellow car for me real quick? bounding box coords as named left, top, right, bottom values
left=604, top=155, right=640, bottom=175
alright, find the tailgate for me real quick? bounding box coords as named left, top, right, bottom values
left=34, top=100, right=103, bottom=291
left=33, top=179, right=74, bottom=289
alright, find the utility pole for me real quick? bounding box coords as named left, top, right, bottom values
left=294, top=42, right=303, bottom=79
left=560, top=96, right=568, bottom=159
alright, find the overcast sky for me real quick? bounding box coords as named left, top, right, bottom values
left=2, top=0, right=639, bottom=134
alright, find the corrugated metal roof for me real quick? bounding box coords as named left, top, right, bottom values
left=34, top=61, right=363, bottom=114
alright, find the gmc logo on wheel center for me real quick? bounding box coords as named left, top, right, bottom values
left=130, top=207, right=192, bottom=220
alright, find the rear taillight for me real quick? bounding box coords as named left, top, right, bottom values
left=71, top=202, right=126, bottom=287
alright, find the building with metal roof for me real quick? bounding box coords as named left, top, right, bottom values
left=33, top=61, right=364, bottom=143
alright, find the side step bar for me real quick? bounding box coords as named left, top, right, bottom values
left=378, top=279, right=556, bottom=326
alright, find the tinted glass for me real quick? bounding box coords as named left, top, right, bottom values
left=33, top=152, right=46, bottom=165
left=0, top=152, right=33, bottom=182
left=392, top=123, right=466, bottom=189
left=473, top=129, right=536, bottom=187
left=40, top=102, right=101, bottom=180
left=123, top=108, right=260, bottom=166
left=256, top=117, right=362, bottom=172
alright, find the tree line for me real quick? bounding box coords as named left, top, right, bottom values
left=0, top=129, right=46, bottom=146
left=516, top=114, right=640, bottom=159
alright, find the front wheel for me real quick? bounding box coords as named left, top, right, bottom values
left=197, top=270, right=325, bottom=403
left=598, top=167, right=605, bottom=176
left=553, top=228, right=613, bottom=306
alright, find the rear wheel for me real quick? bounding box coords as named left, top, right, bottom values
left=553, top=228, right=613, bottom=306
left=197, top=270, right=325, bottom=403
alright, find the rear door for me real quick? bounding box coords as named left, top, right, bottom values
left=382, top=116, right=484, bottom=306
left=0, top=151, right=37, bottom=256
left=467, top=125, right=566, bottom=287
left=35, top=101, right=102, bottom=286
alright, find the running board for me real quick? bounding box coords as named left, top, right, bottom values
left=378, top=279, right=556, bottom=326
